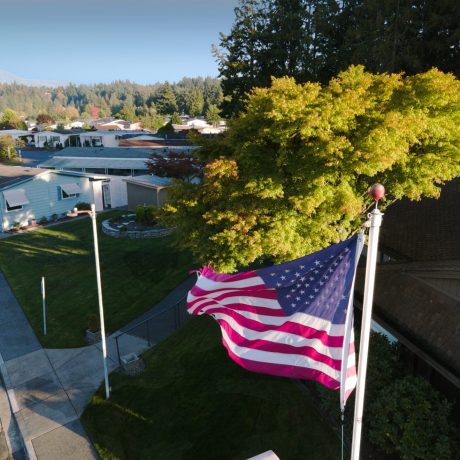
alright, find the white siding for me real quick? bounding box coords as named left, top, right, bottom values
left=0, top=172, right=95, bottom=231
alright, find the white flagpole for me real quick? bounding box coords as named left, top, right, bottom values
left=351, top=186, right=384, bottom=460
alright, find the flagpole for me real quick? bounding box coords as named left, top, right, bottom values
left=350, top=185, right=384, bottom=460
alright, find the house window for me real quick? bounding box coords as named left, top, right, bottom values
left=60, top=183, right=81, bottom=199
left=91, top=136, right=103, bottom=147
left=4, top=189, right=29, bottom=212
left=107, top=168, right=131, bottom=176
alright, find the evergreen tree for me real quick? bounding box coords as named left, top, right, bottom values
left=155, top=82, right=178, bottom=115
left=206, top=104, right=222, bottom=125
left=171, top=112, right=182, bottom=124
left=216, top=0, right=266, bottom=116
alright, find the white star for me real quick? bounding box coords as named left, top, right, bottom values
left=300, top=276, right=306, bottom=282
left=276, top=282, right=281, bottom=287
left=295, top=272, right=300, bottom=277
left=314, top=270, right=319, bottom=274
left=314, top=260, right=320, bottom=266
left=300, top=290, right=305, bottom=294
left=291, top=303, right=296, bottom=308
left=270, top=272, right=276, bottom=276
left=284, top=269, right=291, bottom=273
left=305, top=283, right=310, bottom=288
left=319, top=281, right=324, bottom=286
left=314, top=288, right=319, bottom=293
left=281, top=275, right=286, bottom=280
left=286, top=294, right=291, bottom=298
left=309, top=295, right=314, bottom=299
left=296, top=296, right=301, bottom=301
left=300, top=265, right=305, bottom=269
left=339, top=255, right=344, bottom=260
left=324, top=275, right=329, bottom=280
left=304, top=301, right=309, bottom=305
left=296, top=283, right=301, bottom=288
left=309, top=276, right=314, bottom=281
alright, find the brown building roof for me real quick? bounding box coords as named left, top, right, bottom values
left=356, top=263, right=460, bottom=379
left=380, top=178, right=460, bottom=261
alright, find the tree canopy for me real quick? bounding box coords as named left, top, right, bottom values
left=0, top=109, right=27, bottom=130
left=162, top=66, right=460, bottom=272
left=217, top=0, right=460, bottom=116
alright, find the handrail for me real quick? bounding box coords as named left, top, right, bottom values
left=121, top=294, right=187, bottom=336
left=115, top=294, right=188, bottom=365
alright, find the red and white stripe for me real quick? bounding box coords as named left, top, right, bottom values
left=187, top=266, right=357, bottom=395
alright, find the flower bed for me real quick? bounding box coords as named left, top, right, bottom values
left=102, top=215, right=173, bottom=239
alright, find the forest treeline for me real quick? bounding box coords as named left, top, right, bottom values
left=217, top=0, right=460, bottom=115
left=0, top=77, right=223, bottom=128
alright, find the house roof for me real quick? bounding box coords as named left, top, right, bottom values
left=123, top=174, right=171, bottom=188
left=355, top=262, right=460, bottom=380
left=0, top=165, right=44, bottom=188
left=79, top=130, right=146, bottom=136
left=380, top=178, right=460, bottom=261
left=0, top=129, right=32, bottom=136
left=39, top=157, right=149, bottom=170
left=363, top=177, right=460, bottom=385
left=51, top=147, right=155, bottom=159
left=0, top=165, right=107, bottom=189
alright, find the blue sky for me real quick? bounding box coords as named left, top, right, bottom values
left=0, top=0, right=238, bottom=84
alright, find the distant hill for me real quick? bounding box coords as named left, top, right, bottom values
left=0, top=69, right=66, bottom=87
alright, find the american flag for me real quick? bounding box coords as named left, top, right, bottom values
left=187, top=235, right=363, bottom=408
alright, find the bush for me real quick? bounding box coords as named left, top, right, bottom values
left=144, top=204, right=158, bottom=225
left=369, top=376, right=455, bottom=459
left=135, top=204, right=145, bottom=223
left=38, top=217, right=48, bottom=225
left=76, top=202, right=91, bottom=211
left=51, top=213, right=59, bottom=221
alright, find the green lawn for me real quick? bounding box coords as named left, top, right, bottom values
left=0, top=212, right=193, bottom=348
left=82, top=316, right=341, bottom=460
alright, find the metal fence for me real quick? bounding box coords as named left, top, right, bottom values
left=114, top=295, right=189, bottom=365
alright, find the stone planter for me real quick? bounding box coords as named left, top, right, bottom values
left=120, top=353, right=145, bottom=375
left=85, top=329, right=101, bottom=344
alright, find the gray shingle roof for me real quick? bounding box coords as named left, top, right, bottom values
left=52, top=147, right=155, bottom=159
left=0, top=165, right=45, bottom=188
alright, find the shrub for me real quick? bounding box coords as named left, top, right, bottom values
left=144, top=204, right=158, bottom=225
left=135, top=204, right=145, bottom=223
left=51, top=213, right=59, bottom=221
left=369, top=376, right=455, bottom=459
left=76, top=202, right=91, bottom=211
left=38, top=217, right=48, bottom=225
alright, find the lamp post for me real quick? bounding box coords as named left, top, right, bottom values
left=67, top=204, right=110, bottom=399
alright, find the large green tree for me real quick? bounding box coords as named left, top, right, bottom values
left=162, top=66, right=460, bottom=271
left=0, top=135, right=18, bottom=161
left=0, top=109, right=27, bottom=130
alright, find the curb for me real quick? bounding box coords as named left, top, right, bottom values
left=0, top=353, right=30, bottom=459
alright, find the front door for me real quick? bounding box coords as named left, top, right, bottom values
left=102, top=182, right=111, bottom=209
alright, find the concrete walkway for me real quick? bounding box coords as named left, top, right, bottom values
left=0, top=273, right=194, bottom=459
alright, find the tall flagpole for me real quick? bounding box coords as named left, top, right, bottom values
left=351, top=184, right=384, bottom=460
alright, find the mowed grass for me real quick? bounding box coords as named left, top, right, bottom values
left=0, top=212, right=193, bottom=348
left=82, top=316, right=340, bottom=460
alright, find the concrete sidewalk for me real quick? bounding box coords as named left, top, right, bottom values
left=0, top=273, right=193, bottom=459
